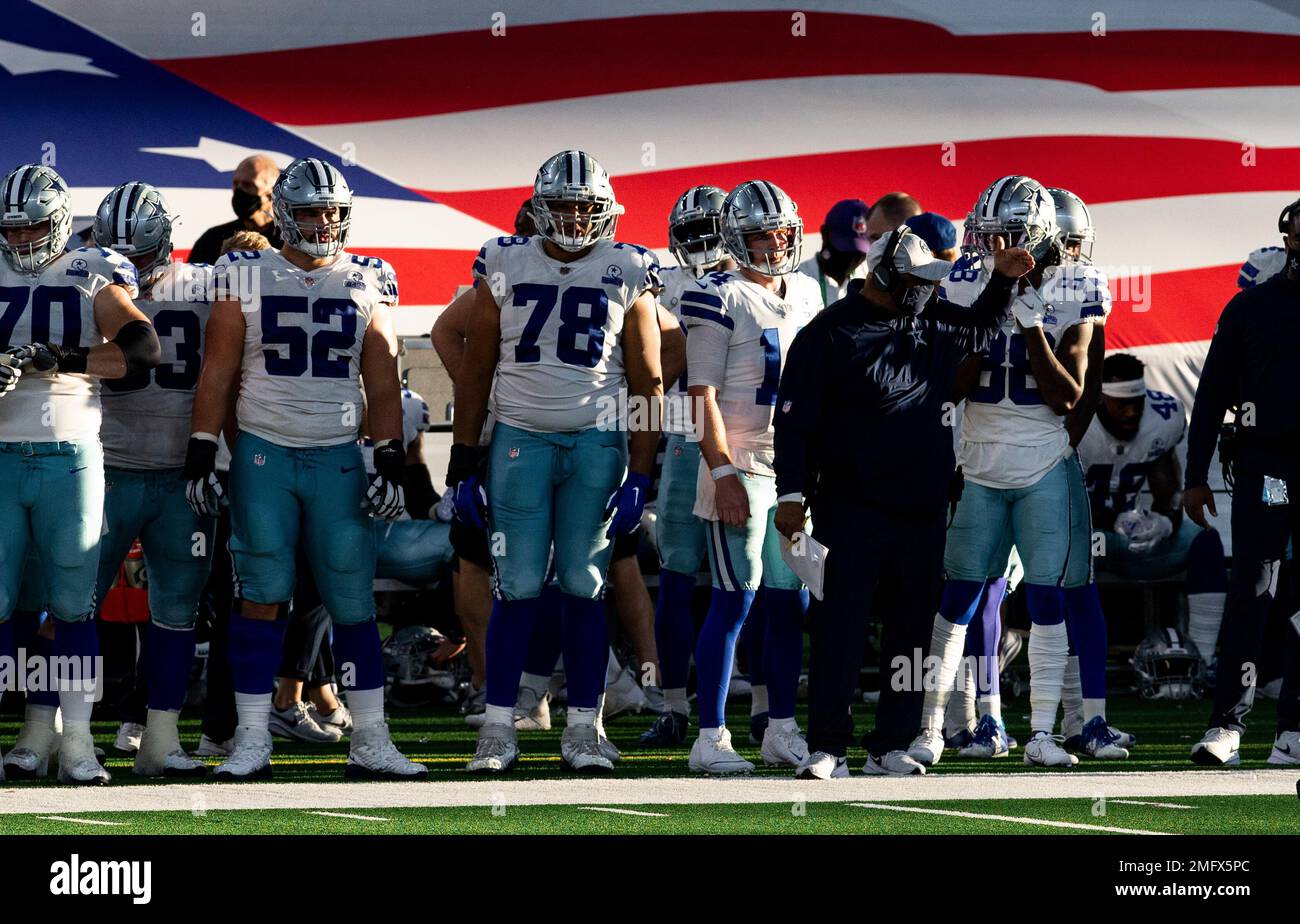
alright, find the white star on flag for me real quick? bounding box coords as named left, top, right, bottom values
left=139, top=137, right=293, bottom=172
left=0, top=38, right=116, bottom=77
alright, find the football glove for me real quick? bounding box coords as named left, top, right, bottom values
left=446, top=443, right=488, bottom=531
left=0, top=354, right=21, bottom=396
left=182, top=436, right=224, bottom=518
left=5, top=342, right=85, bottom=374
left=604, top=471, right=651, bottom=539
left=1010, top=285, right=1047, bottom=329
left=1115, top=509, right=1174, bottom=553
left=366, top=438, right=406, bottom=520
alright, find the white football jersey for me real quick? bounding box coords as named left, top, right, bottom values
left=217, top=248, right=398, bottom=448
left=1237, top=246, right=1286, bottom=289
left=472, top=235, right=661, bottom=433
left=0, top=247, right=138, bottom=442
left=658, top=264, right=704, bottom=437
left=100, top=263, right=212, bottom=469
left=1078, top=389, right=1185, bottom=516
left=684, top=268, right=822, bottom=478
left=942, top=257, right=1112, bottom=489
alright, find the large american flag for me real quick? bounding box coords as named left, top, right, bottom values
left=5, top=1, right=1297, bottom=491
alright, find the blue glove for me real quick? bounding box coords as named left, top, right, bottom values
left=446, top=444, right=488, bottom=531
left=604, top=471, right=651, bottom=539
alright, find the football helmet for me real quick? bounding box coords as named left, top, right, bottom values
left=1048, top=187, right=1094, bottom=263
left=968, top=175, right=1058, bottom=261
left=0, top=164, right=73, bottom=273
left=382, top=625, right=457, bottom=704
left=720, top=180, right=803, bottom=276
left=93, top=181, right=175, bottom=279
left=668, top=184, right=727, bottom=273
left=531, top=150, right=623, bottom=252
left=272, top=157, right=352, bottom=258
left=1132, top=628, right=1205, bottom=700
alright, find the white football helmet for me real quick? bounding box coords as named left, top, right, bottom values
left=668, top=185, right=727, bottom=274
left=968, top=175, right=1059, bottom=261
left=1131, top=628, right=1205, bottom=700
left=531, top=150, right=623, bottom=252
left=720, top=180, right=803, bottom=276
left=273, top=157, right=352, bottom=258
left=0, top=164, right=73, bottom=273
left=93, top=181, right=176, bottom=280
left=1048, top=187, right=1094, bottom=263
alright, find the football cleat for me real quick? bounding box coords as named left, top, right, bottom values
left=460, top=683, right=486, bottom=717
left=638, top=711, right=689, bottom=747
left=134, top=721, right=206, bottom=778
left=195, top=734, right=233, bottom=757
left=689, top=728, right=754, bottom=775
left=1267, top=730, right=1300, bottom=765
left=906, top=730, right=945, bottom=767
left=862, top=750, right=926, bottom=776
left=346, top=723, right=428, bottom=781
left=314, top=703, right=354, bottom=737
left=467, top=722, right=518, bottom=774
left=748, top=711, right=769, bottom=746
left=1024, top=732, right=1078, bottom=768
left=58, top=730, right=111, bottom=786
left=561, top=724, right=615, bottom=774
left=114, top=721, right=145, bottom=754
left=515, top=687, right=552, bottom=731
left=603, top=667, right=647, bottom=719
left=760, top=722, right=809, bottom=768
left=1080, top=716, right=1129, bottom=760
left=213, top=726, right=274, bottom=781
left=958, top=714, right=1010, bottom=759
left=3, top=717, right=59, bottom=779
left=944, top=727, right=974, bottom=750
left=1191, top=727, right=1241, bottom=767
left=797, top=751, right=850, bottom=780
left=269, top=701, right=344, bottom=743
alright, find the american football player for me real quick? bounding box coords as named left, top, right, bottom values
left=450, top=150, right=664, bottom=774
left=0, top=164, right=161, bottom=785
left=913, top=175, right=1105, bottom=770
left=682, top=180, right=821, bottom=774
left=186, top=157, right=425, bottom=781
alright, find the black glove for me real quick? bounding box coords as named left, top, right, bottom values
left=8, top=342, right=88, bottom=374
left=183, top=436, right=224, bottom=517
left=367, top=438, right=406, bottom=520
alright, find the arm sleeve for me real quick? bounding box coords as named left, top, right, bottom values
left=774, top=323, right=831, bottom=499
left=1185, top=297, right=1244, bottom=488
left=926, top=270, right=1015, bottom=354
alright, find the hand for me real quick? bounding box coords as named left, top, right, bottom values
left=714, top=473, right=750, bottom=528
left=1183, top=485, right=1217, bottom=529
left=182, top=436, right=224, bottom=518
left=366, top=438, right=406, bottom=520
left=604, top=471, right=651, bottom=538
left=1011, top=285, right=1046, bottom=329
left=6, top=343, right=66, bottom=374
left=992, top=240, right=1035, bottom=279
left=0, top=355, right=21, bottom=396
left=446, top=443, right=488, bottom=530
left=774, top=501, right=806, bottom=540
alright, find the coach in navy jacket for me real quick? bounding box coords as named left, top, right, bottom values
left=773, top=227, right=1030, bottom=775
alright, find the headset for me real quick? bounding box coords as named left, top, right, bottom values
left=871, top=226, right=906, bottom=292
left=1279, top=198, right=1300, bottom=234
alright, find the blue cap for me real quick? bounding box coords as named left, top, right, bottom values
left=905, top=212, right=957, bottom=254
left=823, top=198, right=872, bottom=254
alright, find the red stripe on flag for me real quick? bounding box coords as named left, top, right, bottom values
left=1105, top=264, right=1238, bottom=349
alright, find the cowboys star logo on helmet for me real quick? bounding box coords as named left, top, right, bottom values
left=531, top=150, right=624, bottom=252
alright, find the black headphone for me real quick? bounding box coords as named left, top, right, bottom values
left=1278, top=198, right=1300, bottom=234
left=871, top=226, right=906, bottom=292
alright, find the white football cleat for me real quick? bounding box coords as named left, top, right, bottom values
left=797, top=751, right=850, bottom=780
left=593, top=710, right=622, bottom=763
left=688, top=728, right=754, bottom=775
left=467, top=722, right=518, bottom=774
left=134, top=723, right=206, bottom=778
left=603, top=667, right=647, bottom=719
left=58, top=729, right=111, bottom=786
left=313, top=703, right=353, bottom=737
left=958, top=714, right=1010, bottom=758
left=1024, top=732, right=1078, bottom=768
left=195, top=734, right=233, bottom=757
left=1191, top=727, right=1241, bottom=766
left=1080, top=716, right=1129, bottom=760
left=906, top=729, right=945, bottom=767
left=561, top=724, right=614, bottom=774
left=346, top=723, right=428, bottom=780
left=862, top=750, right=926, bottom=776
left=1267, top=730, right=1300, bottom=765
left=761, top=722, right=809, bottom=768
left=3, top=718, right=59, bottom=779
left=213, top=725, right=273, bottom=781
left=515, top=687, right=552, bottom=731
left=114, top=721, right=145, bottom=754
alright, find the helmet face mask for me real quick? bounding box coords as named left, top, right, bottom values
left=1132, top=629, right=1206, bottom=700
left=721, top=180, right=803, bottom=277
left=93, top=181, right=175, bottom=280
left=532, top=150, right=622, bottom=253
left=969, top=175, right=1059, bottom=263
left=668, top=185, right=728, bottom=273
left=273, top=158, right=353, bottom=259
left=0, top=164, right=73, bottom=274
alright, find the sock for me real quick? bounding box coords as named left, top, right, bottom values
left=1186, top=528, right=1228, bottom=663
left=606, top=647, right=623, bottom=686
left=347, top=686, right=385, bottom=730
left=519, top=671, right=550, bottom=700
left=654, top=569, right=697, bottom=691
left=54, top=618, right=98, bottom=729
left=523, top=585, right=564, bottom=677
left=1025, top=584, right=1068, bottom=733
left=1063, top=583, right=1107, bottom=718
left=147, top=622, right=196, bottom=713
left=762, top=587, right=808, bottom=721
left=235, top=691, right=273, bottom=729
left=25, top=702, right=58, bottom=730
left=568, top=705, right=597, bottom=727
left=331, top=620, right=386, bottom=693
left=13, top=612, right=59, bottom=708
left=973, top=577, right=1006, bottom=702
left=561, top=594, right=608, bottom=710
left=921, top=579, right=985, bottom=732
left=485, top=597, right=541, bottom=709
left=484, top=704, right=513, bottom=726
left=1061, top=655, right=1084, bottom=737
left=694, top=588, right=756, bottom=729
left=742, top=589, right=767, bottom=687
left=978, top=693, right=1002, bottom=724
left=945, top=657, right=977, bottom=735
left=228, top=614, right=287, bottom=697
left=664, top=687, right=689, bottom=716
left=750, top=685, right=768, bottom=716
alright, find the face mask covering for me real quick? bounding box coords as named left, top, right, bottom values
left=898, top=283, right=932, bottom=315
left=232, top=188, right=263, bottom=220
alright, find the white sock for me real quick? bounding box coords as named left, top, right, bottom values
left=1188, top=592, right=1226, bottom=664
left=1061, top=655, right=1083, bottom=736
left=520, top=672, right=550, bottom=699
left=25, top=703, right=57, bottom=730
left=1082, top=698, right=1106, bottom=724
left=921, top=615, right=968, bottom=733
left=348, top=687, right=385, bottom=730
left=606, top=648, right=623, bottom=685
left=664, top=687, right=689, bottom=716
left=945, top=654, right=978, bottom=735
left=700, top=726, right=722, bottom=740
left=234, top=692, right=272, bottom=731
left=1028, top=622, right=1068, bottom=733
left=568, top=706, right=597, bottom=727
left=750, top=685, right=768, bottom=716
left=977, top=693, right=1002, bottom=724
left=484, top=704, right=514, bottom=726
left=60, top=688, right=95, bottom=730
left=772, top=716, right=798, bottom=733
left=144, top=708, right=181, bottom=748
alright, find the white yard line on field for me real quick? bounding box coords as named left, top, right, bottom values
left=576, top=806, right=670, bottom=817
left=1110, top=799, right=1197, bottom=809
left=38, top=815, right=128, bottom=826
left=849, top=802, right=1173, bottom=835
left=305, top=811, right=391, bottom=822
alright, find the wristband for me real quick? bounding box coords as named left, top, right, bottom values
left=710, top=464, right=738, bottom=481
left=776, top=493, right=805, bottom=505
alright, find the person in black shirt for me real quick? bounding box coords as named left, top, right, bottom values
left=188, top=154, right=282, bottom=264
left=1183, top=197, right=1300, bottom=767
left=773, top=227, right=1031, bottom=778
